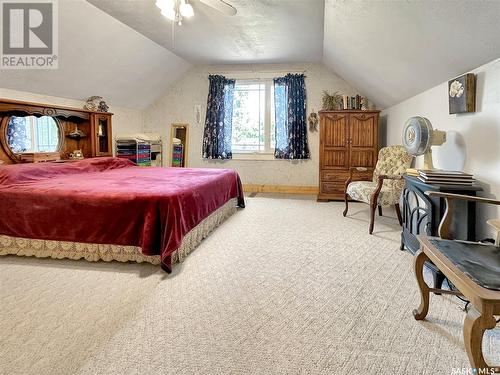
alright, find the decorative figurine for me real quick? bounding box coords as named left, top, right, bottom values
left=308, top=112, right=319, bottom=132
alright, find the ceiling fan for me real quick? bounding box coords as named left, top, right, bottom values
left=156, top=0, right=237, bottom=26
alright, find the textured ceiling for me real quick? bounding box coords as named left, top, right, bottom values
left=2, top=0, right=499, bottom=110
left=86, top=0, right=325, bottom=64
left=323, top=0, right=500, bottom=108
left=0, top=0, right=191, bottom=109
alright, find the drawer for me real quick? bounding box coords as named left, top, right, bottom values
left=321, top=182, right=345, bottom=194
left=20, top=152, right=61, bottom=163
left=321, top=170, right=349, bottom=183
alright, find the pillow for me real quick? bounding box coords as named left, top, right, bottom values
left=0, top=157, right=133, bottom=186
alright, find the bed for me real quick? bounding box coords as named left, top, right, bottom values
left=0, top=157, right=245, bottom=272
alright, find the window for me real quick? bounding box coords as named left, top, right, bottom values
left=231, top=80, right=275, bottom=153
left=6, top=115, right=60, bottom=153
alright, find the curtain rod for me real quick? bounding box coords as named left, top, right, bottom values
left=207, top=70, right=306, bottom=75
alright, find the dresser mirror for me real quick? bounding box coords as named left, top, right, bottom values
left=6, top=115, right=62, bottom=154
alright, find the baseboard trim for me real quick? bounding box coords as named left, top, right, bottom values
left=243, top=184, right=319, bottom=195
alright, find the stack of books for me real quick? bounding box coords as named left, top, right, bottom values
left=342, top=94, right=364, bottom=110
left=417, top=170, right=475, bottom=185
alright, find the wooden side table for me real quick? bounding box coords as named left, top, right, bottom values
left=414, top=192, right=500, bottom=371
left=414, top=236, right=500, bottom=371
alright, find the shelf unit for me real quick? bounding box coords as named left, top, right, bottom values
left=115, top=136, right=162, bottom=167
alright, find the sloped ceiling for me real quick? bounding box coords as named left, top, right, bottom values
left=2, top=0, right=500, bottom=110
left=86, top=0, right=325, bottom=64
left=323, top=0, right=500, bottom=108
left=0, top=0, right=191, bottom=109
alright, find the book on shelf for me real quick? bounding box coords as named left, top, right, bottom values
left=418, top=169, right=475, bottom=185
left=418, top=169, right=474, bottom=178
left=417, top=177, right=475, bottom=185
left=406, top=168, right=419, bottom=177
left=407, top=168, right=476, bottom=185
left=340, top=94, right=364, bottom=110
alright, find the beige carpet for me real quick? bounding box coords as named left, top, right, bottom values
left=1, top=197, right=498, bottom=375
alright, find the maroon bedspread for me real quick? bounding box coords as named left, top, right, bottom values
left=0, top=157, right=244, bottom=272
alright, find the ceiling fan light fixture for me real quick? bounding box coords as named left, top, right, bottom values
left=180, top=1, right=194, bottom=18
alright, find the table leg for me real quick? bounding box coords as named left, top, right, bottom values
left=413, top=250, right=430, bottom=320
left=463, top=307, right=499, bottom=372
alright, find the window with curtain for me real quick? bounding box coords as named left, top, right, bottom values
left=203, top=73, right=309, bottom=160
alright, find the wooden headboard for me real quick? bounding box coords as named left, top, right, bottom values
left=0, top=98, right=113, bottom=164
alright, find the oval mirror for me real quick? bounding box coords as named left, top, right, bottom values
left=6, top=115, right=61, bottom=153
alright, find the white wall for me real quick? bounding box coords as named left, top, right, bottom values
left=0, top=88, right=143, bottom=136
left=0, top=0, right=190, bottom=110
left=142, top=63, right=358, bottom=187
left=382, top=58, right=500, bottom=238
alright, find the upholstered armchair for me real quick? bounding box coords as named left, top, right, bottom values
left=343, top=145, right=413, bottom=234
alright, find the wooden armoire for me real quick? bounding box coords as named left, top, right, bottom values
left=318, top=110, right=380, bottom=201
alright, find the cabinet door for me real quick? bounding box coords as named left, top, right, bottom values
left=320, top=113, right=349, bottom=170
left=349, top=113, right=377, bottom=167
left=92, top=114, right=113, bottom=156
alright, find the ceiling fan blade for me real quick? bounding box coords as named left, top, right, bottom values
left=199, top=0, right=237, bottom=16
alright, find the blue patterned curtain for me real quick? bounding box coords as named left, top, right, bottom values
left=7, top=117, right=31, bottom=152
left=202, top=75, right=235, bottom=159
left=273, top=74, right=310, bottom=159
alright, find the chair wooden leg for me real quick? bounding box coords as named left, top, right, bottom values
left=395, top=203, right=403, bottom=226
left=369, top=203, right=376, bottom=234
left=378, top=205, right=382, bottom=216
left=413, top=250, right=430, bottom=320
left=463, top=307, right=499, bottom=372
left=343, top=193, right=349, bottom=217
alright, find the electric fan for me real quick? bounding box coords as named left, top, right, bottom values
left=402, top=116, right=446, bottom=170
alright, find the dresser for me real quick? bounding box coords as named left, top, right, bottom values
left=318, top=110, right=380, bottom=201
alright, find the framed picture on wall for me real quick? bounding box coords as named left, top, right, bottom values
left=448, top=73, right=475, bottom=114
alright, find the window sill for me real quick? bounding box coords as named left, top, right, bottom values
left=232, top=152, right=276, bottom=161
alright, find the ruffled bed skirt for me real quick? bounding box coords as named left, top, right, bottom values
left=0, top=198, right=238, bottom=267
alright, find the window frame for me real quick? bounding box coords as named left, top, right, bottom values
left=231, top=79, right=275, bottom=155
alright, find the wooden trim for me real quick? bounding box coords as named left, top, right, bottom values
left=243, top=184, right=319, bottom=195
left=0, top=98, right=113, bottom=116
left=318, top=110, right=380, bottom=114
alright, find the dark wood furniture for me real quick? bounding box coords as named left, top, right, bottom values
left=318, top=110, right=380, bottom=201
left=414, top=192, right=500, bottom=372
left=19, top=152, right=61, bottom=163
left=0, top=98, right=113, bottom=164
left=401, top=175, right=482, bottom=288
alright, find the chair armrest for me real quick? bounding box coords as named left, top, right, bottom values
left=377, top=175, right=403, bottom=181
left=425, top=191, right=500, bottom=240
left=345, top=167, right=374, bottom=191
left=369, top=174, right=402, bottom=205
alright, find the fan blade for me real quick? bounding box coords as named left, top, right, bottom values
left=199, top=0, right=237, bottom=16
